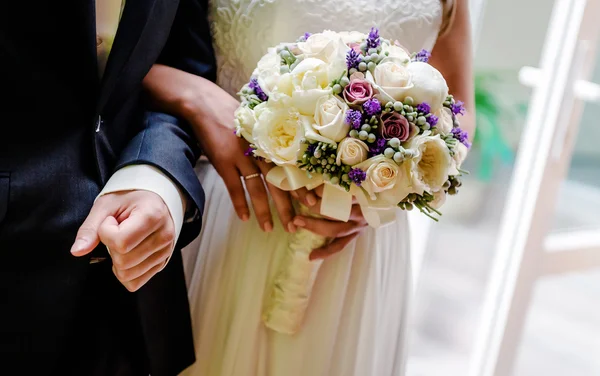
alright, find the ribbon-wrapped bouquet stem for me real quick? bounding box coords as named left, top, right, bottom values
left=234, top=28, right=471, bottom=335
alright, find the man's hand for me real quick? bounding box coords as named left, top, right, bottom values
left=70, top=190, right=175, bottom=292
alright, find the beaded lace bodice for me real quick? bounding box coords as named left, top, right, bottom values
left=209, top=0, right=444, bottom=96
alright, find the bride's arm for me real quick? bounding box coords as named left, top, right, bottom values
left=430, top=0, right=476, bottom=140
left=143, top=64, right=282, bottom=232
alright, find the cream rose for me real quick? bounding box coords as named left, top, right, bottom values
left=252, top=104, right=306, bottom=165
left=298, top=32, right=349, bottom=64
left=253, top=49, right=282, bottom=96
left=234, top=106, right=257, bottom=143
left=354, top=155, right=412, bottom=205
left=289, top=58, right=333, bottom=115
left=380, top=42, right=411, bottom=63
left=452, top=142, right=469, bottom=170
left=336, top=138, right=369, bottom=166
left=401, top=62, right=449, bottom=112
left=372, top=60, right=414, bottom=102
left=429, top=190, right=447, bottom=210
left=338, top=31, right=366, bottom=44
left=435, top=107, right=454, bottom=135
left=313, top=95, right=349, bottom=142
left=405, top=132, right=453, bottom=193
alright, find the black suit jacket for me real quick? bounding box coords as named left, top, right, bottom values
left=0, top=0, right=215, bottom=374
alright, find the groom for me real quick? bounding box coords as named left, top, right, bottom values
left=0, top=0, right=214, bottom=375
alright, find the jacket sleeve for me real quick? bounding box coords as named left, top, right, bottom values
left=115, top=0, right=216, bottom=247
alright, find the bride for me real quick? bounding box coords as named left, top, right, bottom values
left=143, top=0, right=474, bottom=375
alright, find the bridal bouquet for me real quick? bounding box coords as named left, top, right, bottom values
left=234, top=28, right=470, bottom=334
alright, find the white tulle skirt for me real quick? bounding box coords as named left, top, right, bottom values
left=180, top=161, right=412, bottom=376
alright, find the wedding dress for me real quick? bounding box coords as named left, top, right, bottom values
left=181, top=1, right=446, bottom=375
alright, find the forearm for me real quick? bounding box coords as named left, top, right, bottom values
left=143, top=64, right=213, bottom=124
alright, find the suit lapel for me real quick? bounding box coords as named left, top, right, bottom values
left=96, top=0, right=159, bottom=114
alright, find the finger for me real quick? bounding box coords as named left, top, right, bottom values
left=113, top=244, right=171, bottom=283
left=71, top=199, right=115, bottom=256
left=240, top=161, right=272, bottom=232
left=220, top=168, right=250, bottom=222
left=294, top=187, right=318, bottom=207
left=310, top=233, right=359, bottom=260
left=268, top=183, right=297, bottom=233
left=292, top=215, right=366, bottom=238
left=111, top=227, right=174, bottom=270
left=99, top=205, right=164, bottom=255
left=120, top=262, right=165, bottom=292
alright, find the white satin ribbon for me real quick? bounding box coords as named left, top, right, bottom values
left=266, top=166, right=397, bottom=228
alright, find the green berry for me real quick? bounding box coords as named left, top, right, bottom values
left=349, top=130, right=359, bottom=138
left=404, top=96, right=414, bottom=105
left=310, top=157, right=318, bottom=165
left=323, top=173, right=331, bottom=181
left=342, top=174, right=349, bottom=182
left=407, top=115, right=414, bottom=122
left=393, top=152, right=403, bottom=163
left=321, top=159, right=328, bottom=166
left=349, top=68, right=358, bottom=75
left=361, top=124, right=371, bottom=132
left=367, top=62, right=376, bottom=71
left=368, top=133, right=377, bottom=143
left=417, top=116, right=427, bottom=125
left=314, top=150, right=322, bottom=158
left=422, top=123, right=431, bottom=130
left=340, top=77, right=350, bottom=87
left=332, top=84, right=342, bottom=94
left=393, top=101, right=403, bottom=112
left=404, top=202, right=414, bottom=211
left=359, top=130, right=369, bottom=140
left=316, top=167, right=323, bottom=174
left=448, top=187, right=457, bottom=195
left=385, top=102, right=394, bottom=109
left=331, top=176, right=340, bottom=185
left=384, top=148, right=395, bottom=158
left=327, top=157, right=335, bottom=165
left=370, top=53, right=379, bottom=60
left=280, top=50, right=291, bottom=59
left=368, top=48, right=378, bottom=55
left=403, top=105, right=413, bottom=113
left=358, top=62, right=367, bottom=72
left=363, top=56, right=371, bottom=63
left=389, top=138, right=401, bottom=148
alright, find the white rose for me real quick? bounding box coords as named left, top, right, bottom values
left=313, top=95, right=349, bottom=142
left=452, top=142, right=469, bottom=170
left=372, top=60, right=414, bottom=103
left=435, top=107, right=454, bottom=135
left=289, top=58, right=333, bottom=115
left=429, top=190, right=447, bottom=210
left=401, top=62, right=449, bottom=112
left=405, top=132, right=453, bottom=193
left=253, top=49, right=282, bottom=95
left=252, top=104, right=307, bottom=165
left=234, top=105, right=257, bottom=143
left=380, top=42, right=411, bottom=63
left=336, top=138, right=369, bottom=166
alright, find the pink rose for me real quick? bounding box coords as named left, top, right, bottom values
left=349, top=42, right=362, bottom=54
left=380, top=112, right=412, bottom=141
left=343, top=73, right=374, bottom=105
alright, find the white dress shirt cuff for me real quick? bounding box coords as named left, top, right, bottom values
left=98, top=165, right=186, bottom=249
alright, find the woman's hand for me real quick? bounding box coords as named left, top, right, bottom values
left=292, top=186, right=368, bottom=260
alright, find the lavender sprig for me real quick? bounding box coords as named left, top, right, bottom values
left=249, top=78, right=268, bottom=101
left=348, top=168, right=367, bottom=186
left=346, top=49, right=361, bottom=70
left=451, top=127, right=471, bottom=148
left=345, top=109, right=363, bottom=130
left=451, top=100, right=466, bottom=116
left=413, top=49, right=431, bottom=63
left=366, top=27, right=381, bottom=49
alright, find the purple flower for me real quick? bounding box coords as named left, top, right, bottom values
left=244, top=147, right=254, bottom=157
left=348, top=168, right=367, bottom=186
left=428, top=114, right=439, bottom=127
left=369, top=138, right=387, bottom=155
left=304, top=32, right=312, bottom=40
left=345, top=110, right=363, bottom=130
left=381, top=112, right=411, bottom=141
left=451, top=100, right=466, bottom=116
left=451, top=127, right=471, bottom=148
left=346, top=49, right=361, bottom=70
left=249, top=78, right=268, bottom=101
left=363, top=98, right=382, bottom=116
left=416, top=102, right=431, bottom=114
left=414, top=49, right=431, bottom=63
left=307, top=143, right=317, bottom=154
left=343, top=76, right=374, bottom=105
left=366, top=27, right=381, bottom=49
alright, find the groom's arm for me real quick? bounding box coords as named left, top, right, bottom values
left=98, top=0, right=216, bottom=249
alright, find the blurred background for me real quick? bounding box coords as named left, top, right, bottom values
left=406, top=0, right=600, bottom=375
